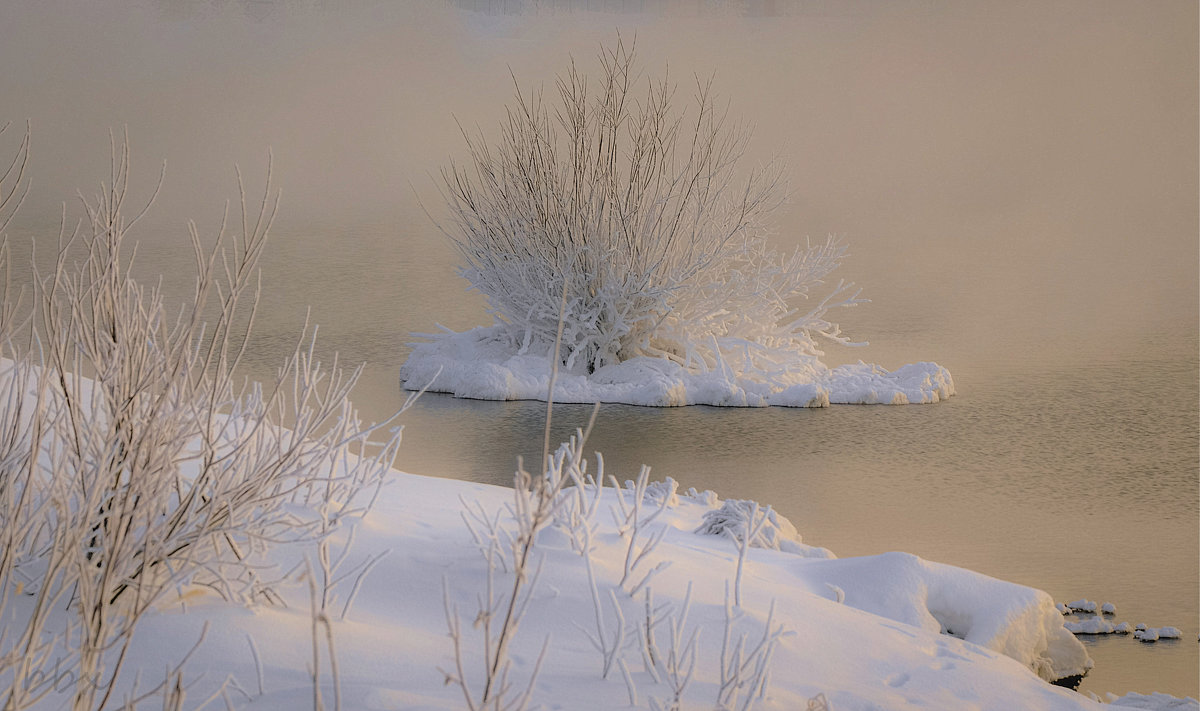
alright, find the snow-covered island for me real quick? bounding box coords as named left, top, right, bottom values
left=402, top=40, right=956, bottom=409
left=399, top=324, right=955, bottom=406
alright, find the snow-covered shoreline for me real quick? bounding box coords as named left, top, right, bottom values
left=39, top=465, right=1195, bottom=710
left=399, top=325, right=955, bottom=407
left=2, top=360, right=1193, bottom=710
left=4, top=423, right=1195, bottom=709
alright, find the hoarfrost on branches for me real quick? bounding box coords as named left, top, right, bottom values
left=434, top=38, right=863, bottom=378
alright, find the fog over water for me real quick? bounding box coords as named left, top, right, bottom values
left=1, top=0, right=1197, bottom=700
left=2, top=0, right=1196, bottom=368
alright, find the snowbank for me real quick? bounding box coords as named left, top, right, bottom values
left=13, top=464, right=1133, bottom=711
left=778, top=552, right=1093, bottom=685
left=399, top=325, right=955, bottom=407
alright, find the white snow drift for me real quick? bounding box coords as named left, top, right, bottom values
left=0, top=446, right=1122, bottom=711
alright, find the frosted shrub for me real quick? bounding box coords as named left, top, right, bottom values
left=439, top=39, right=862, bottom=376
left=0, top=130, right=405, bottom=710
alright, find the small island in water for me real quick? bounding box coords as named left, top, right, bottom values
left=402, top=40, right=953, bottom=409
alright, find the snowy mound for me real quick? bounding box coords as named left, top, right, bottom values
left=695, top=497, right=836, bottom=558
left=399, top=325, right=954, bottom=407
left=782, top=551, right=1093, bottom=684
left=638, top=487, right=1087, bottom=686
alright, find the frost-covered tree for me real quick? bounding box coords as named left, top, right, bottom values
left=439, top=39, right=862, bottom=376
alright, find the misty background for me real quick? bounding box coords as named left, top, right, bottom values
left=2, top=0, right=1195, bottom=378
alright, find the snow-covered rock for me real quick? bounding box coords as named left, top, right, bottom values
left=1065, top=618, right=1130, bottom=635
left=1134, top=626, right=1183, bottom=642
left=399, top=325, right=954, bottom=407
left=1068, top=599, right=1098, bottom=613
